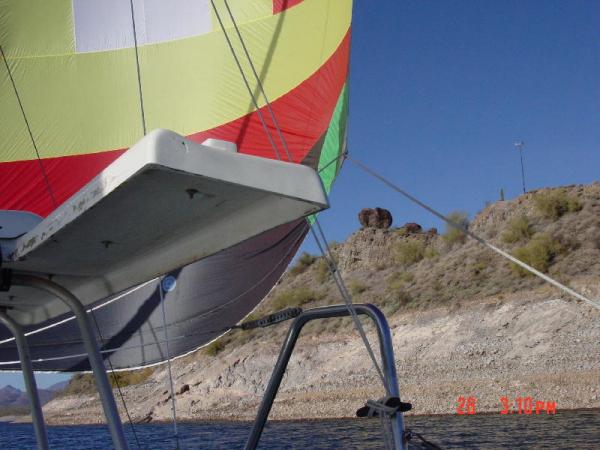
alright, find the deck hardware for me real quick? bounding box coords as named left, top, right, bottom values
left=186, top=188, right=199, bottom=199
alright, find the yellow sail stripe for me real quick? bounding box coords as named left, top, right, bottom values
left=0, top=0, right=351, bottom=162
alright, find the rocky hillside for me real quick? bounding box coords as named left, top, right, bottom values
left=38, top=183, right=600, bottom=424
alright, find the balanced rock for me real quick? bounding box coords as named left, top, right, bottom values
left=358, top=208, right=393, bottom=229
left=403, top=222, right=422, bottom=234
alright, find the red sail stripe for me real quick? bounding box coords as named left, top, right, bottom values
left=273, top=0, right=304, bottom=14
left=0, top=30, right=350, bottom=217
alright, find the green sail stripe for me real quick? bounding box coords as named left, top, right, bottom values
left=308, top=82, right=348, bottom=225
left=318, top=82, right=349, bottom=193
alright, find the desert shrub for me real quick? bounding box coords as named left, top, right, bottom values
left=349, top=280, right=368, bottom=295
left=502, top=216, right=534, bottom=243
left=511, top=233, right=561, bottom=275
left=382, top=289, right=412, bottom=315
left=443, top=211, right=470, bottom=246
left=109, top=367, right=154, bottom=388
left=374, top=262, right=388, bottom=271
left=469, top=261, right=487, bottom=277
left=60, top=373, right=97, bottom=396
left=394, top=239, right=426, bottom=266
left=315, top=258, right=331, bottom=283
left=533, top=190, right=582, bottom=220
left=387, top=272, right=414, bottom=291
left=271, top=287, right=319, bottom=310
left=289, top=252, right=316, bottom=276
left=395, top=227, right=409, bottom=236
left=60, top=369, right=153, bottom=395
left=387, top=273, right=403, bottom=291
left=382, top=302, right=401, bottom=316
left=205, top=339, right=225, bottom=356
left=424, top=245, right=439, bottom=259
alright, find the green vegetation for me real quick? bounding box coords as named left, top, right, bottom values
left=533, top=190, right=582, bottom=220
left=387, top=272, right=414, bottom=291
left=512, top=233, right=561, bottom=275
left=60, top=369, right=152, bottom=396
left=394, top=239, right=426, bottom=266
left=271, top=287, right=320, bottom=310
left=443, top=211, right=470, bottom=246
left=382, top=289, right=412, bottom=315
left=316, top=258, right=331, bottom=283
left=349, top=280, right=368, bottom=295
left=395, top=227, right=409, bottom=236
left=470, top=261, right=487, bottom=277
left=60, top=373, right=97, bottom=396
left=424, top=245, right=439, bottom=259
left=502, top=216, right=534, bottom=243
left=289, top=252, right=316, bottom=276
left=108, top=367, right=154, bottom=388
left=205, top=339, right=226, bottom=356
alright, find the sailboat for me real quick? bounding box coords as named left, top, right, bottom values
left=1, top=1, right=412, bottom=449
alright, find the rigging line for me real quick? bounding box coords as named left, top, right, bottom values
left=221, top=5, right=386, bottom=386
left=308, top=219, right=388, bottom=392
left=222, top=0, right=292, bottom=162
left=210, top=0, right=283, bottom=161
left=318, top=149, right=348, bottom=176
left=346, top=155, right=600, bottom=312
left=219, top=8, right=383, bottom=379
left=158, top=279, right=180, bottom=450
left=0, top=44, right=57, bottom=208
left=89, top=311, right=142, bottom=450
left=217, top=11, right=382, bottom=383
left=128, top=0, right=147, bottom=136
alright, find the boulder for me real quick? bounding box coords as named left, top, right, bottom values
left=427, top=227, right=438, bottom=236
left=358, top=208, right=393, bottom=229
left=403, top=222, right=422, bottom=234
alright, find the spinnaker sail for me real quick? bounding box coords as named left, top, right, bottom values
left=0, top=0, right=351, bottom=371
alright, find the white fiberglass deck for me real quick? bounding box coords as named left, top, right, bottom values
left=0, top=129, right=328, bottom=325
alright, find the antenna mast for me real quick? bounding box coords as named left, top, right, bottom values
left=514, top=141, right=526, bottom=194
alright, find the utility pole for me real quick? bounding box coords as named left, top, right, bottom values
left=514, top=141, right=526, bottom=194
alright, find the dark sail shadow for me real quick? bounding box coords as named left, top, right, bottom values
left=66, top=269, right=182, bottom=371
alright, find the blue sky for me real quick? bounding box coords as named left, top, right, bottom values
left=2, top=0, right=600, bottom=391
left=308, top=0, right=600, bottom=252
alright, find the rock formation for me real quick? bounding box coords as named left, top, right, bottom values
left=358, top=207, right=392, bottom=229
left=403, top=222, right=422, bottom=234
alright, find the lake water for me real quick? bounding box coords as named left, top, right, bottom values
left=1, top=409, right=599, bottom=449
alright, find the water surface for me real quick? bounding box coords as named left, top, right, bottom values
left=1, top=409, right=598, bottom=449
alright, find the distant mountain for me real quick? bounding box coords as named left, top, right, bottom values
left=0, top=385, right=57, bottom=409
left=0, top=385, right=21, bottom=406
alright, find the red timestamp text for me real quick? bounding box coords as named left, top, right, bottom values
left=456, top=396, right=557, bottom=415
left=500, top=396, right=556, bottom=415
